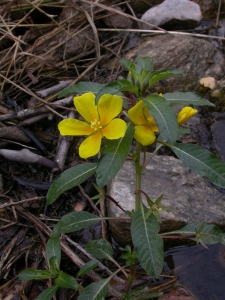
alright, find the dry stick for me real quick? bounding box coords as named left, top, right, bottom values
left=83, top=9, right=101, bottom=60
left=98, top=28, right=225, bottom=41
left=16, top=206, right=123, bottom=298
left=64, top=235, right=127, bottom=283
left=0, top=196, right=45, bottom=210
left=0, top=96, right=73, bottom=122
left=0, top=148, right=55, bottom=168
left=54, top=111, right=75, bottom=171
left=36, top=80, right=73, bottom=98
left=216, top=0, right=222, bottom=28
left=17, top=113, right=52, bottom=127
left=78, top=184, right=102, bottom=217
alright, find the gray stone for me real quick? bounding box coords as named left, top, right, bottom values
left=107, top=154, right=225, bottom=247
left=141, top=0, right=202, bottom=30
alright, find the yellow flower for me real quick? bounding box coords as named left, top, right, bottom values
left=128, top=100, right=198, bottom=146
left=58, top=92, right=126, bottom=158
left=128, top=100, right=158, bottom=146
left=177, top=106, right=198, bottom=125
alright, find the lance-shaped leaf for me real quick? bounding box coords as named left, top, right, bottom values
left=134, top=57, right=153, bottom=75
left=51, top=211, right=104, bottom=237
left=169, top=143, right=225, bottom=189
left=46, top=237, right=61, bottom=272
left=149, top=69, right=183, bottom=86
left=77, top=278, right=109, bottom=300
left=47, top=163, right=97, bottom=204
left=18, top=269, right=53, bottom=281
left=144, top=95, right=179, bottom=144
left=77, top=261, right=98, bottom=277
left=55, top=271, right=78, bottom=289
left=58, top=82, right=105, bottom=98
left=163, top=222, right=225, bottom=245
left=96, top=123, right=134, bottom=188
left=86, top=239, right=113, bottom=260
left=36, top=286, right=58, bottom=300
left=163, top=92, right=214, bottom=106
left=131, top=205, right=164, bottom=277
left=95, top=80, right=138, bottom=102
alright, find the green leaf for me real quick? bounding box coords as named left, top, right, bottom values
left=144, top=95, right=179, bottom=144
left=86, top=239, right=113, bottom=260
left=77, top=261, right=98, bottom=277
left=58, top=82, right=105, bottom=98
left=77, top=278, right=109, bottom=300
left=18, top=269, right=53, bottom=281
left=49, top=257, right=59, bottom=275
left=55, top=271, right=78, bottom=289
left=120, top=59, right=135, bottom=73
left=131, top=206, right=164, bottom=277
left=134, top=57, right=153, bottom=74
left=47, top=163, right=97, bottom=204
left=51, top=211, right=102, bottom=238
left=149, top=69, right=183, bottom=86
left=95, top=80, right=138, bottom=102
left=35, top=285, right=58, bottom=300
left=163, top=92, right=215, bottom=106
left=96, top=122, right=134, bottom=187
left=164, top=222, right=225, bottom=245
left=169, top=143, right=225, bottom=189
left=46, top=237, right=61, bottom=272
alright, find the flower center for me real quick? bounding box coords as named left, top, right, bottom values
left=90, top=119, right=102, bottom=132
left=147, top=115, right=155, bottom=125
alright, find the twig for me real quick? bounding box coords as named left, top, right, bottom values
left=83, top=9, right=101, bottom=59
left=0, top=148, right=55, bottom=168
left=78, top=184, right=103, bottom=216
left=0, top=196, right=45, bottom=210
left=0, top=96, right=73, bottom=122
left=64, top=235, right=126, bottom=283
left=36, top=80, right=73, bottom=98
left=98, top=28, right=225, bottom=41
left=216, top=0, right=222, bottom=28
left=54, top=111, right=75, bottom=171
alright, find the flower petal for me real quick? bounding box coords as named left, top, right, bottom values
left=128, top=100, right=147, bottom=125
left=134, top=125, right=156, bottom=146
left=98, top=94, right=123, bottom=126
left=58, top=118, right=93, bottom=136
left=74, top=93, right=98, bottom=123
left=142, top=107, right=159, bottom=132
left=102, top=119, right=126, bottom=139
left=79, top=133, right=102, bottom=158
left=177, top=106, right=198, bottom=125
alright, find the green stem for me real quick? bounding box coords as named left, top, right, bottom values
left=134, top=142, right=142, bottom=210
left=125, top=142, right=143, bottom=293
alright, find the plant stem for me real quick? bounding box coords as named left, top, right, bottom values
left=134, top=142, right=142, bottom=210
left=125, top=142, right=143, bottom=293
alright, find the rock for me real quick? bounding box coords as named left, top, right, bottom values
left=125, top=35, right=225, bottom=96
left=128, top=0, right=221, bottom=18
left=107, top=154, right=225, bottom=247
left=141, top=0, right=202, bottom=30
left=102, top=6, right=133, bottom=28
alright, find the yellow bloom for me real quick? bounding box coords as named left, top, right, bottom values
left=128, top=100, right=198, bottom=146
left=177, top=106, right=197, bottom=125
left=128, top=100, right=158, bottom=146
left=58, top=92, right=126, bottom=158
